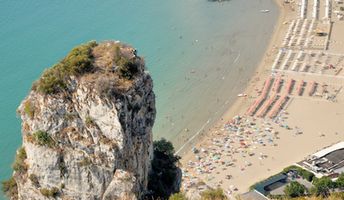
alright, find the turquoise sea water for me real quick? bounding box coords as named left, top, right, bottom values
left=0, top=0, right=278, bottom=198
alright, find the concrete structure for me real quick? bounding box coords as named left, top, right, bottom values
left=299, top=141, right=344, bottom=178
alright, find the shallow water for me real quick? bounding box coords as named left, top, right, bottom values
left=0, top=0, right=278, bottom=198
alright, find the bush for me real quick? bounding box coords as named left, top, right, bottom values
left=40, top=187, right=59, bottom=197
left=117, top=58, right=139, bottom=80
left=85, top=116, right=95, bottom=127
left=169, top=192, right=188, bottom=200
left=284, top=181, right=306, bottom=198
left=336, top=173, right=344, bottom=189
left=78, top=157, right=92, bottom=167
left=299, top=170, right=314, bottom=182
left=32, top=130, right=55, bottom=147
left=34, top=66, right=66, bottom=94
left=311, top=176, right=336, bottom=197
left=12, top=147, right=27, bottom=174
left=24, top=100, right=35, bottom=118
left=201, top=188, right=227, bottom=200
left=114, top=46, right=139, bottom=80
left=2, top=177, right=18, bottom=199
left=153, top=138, right=176, bottom=156
left=29, top=174, right=40, bottom=187
left=147, top=138, right=181, bottom=199
left=34, top=41, right=97, bottom=94
left=61, top=41, right=96, bottom=75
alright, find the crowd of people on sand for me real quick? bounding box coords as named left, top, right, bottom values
left=181, top=112, right=303, bottom=196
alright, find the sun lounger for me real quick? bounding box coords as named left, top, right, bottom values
left=308, top=81, right=317, bottom=96
left=272, top=76, right=282, bottom=92
left=300, top=0, right=308, bottom=19
left=246, top=77, right=273, bottom=116
left=272, top=50, right=284, bottom=70
left=313, top=0, right=319, bottom=19
left=285, top=78, right=295, bottom=94
left=304, top=20, right=316, bottom=48
left=297, top=80, right=305, bottom=96
left=325, top=0, right=332, bottom=19
left=335, top=68, right=343, bottom=75
left=261, top=76, right=274, bottom=98
left=282, top=50, right=293, bottom=70
left=256, top=94, right=279, bottom=118
left=283, top=21, right=297, bottom=46
left=291, top=60, right=299, bottom=71
left=268, top=95, right=289, bottom=119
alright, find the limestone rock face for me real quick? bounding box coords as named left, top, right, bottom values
left=14, top=41, right=156, bottom=200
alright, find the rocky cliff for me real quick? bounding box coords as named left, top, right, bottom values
left=10, top=41, right=156, bottom=200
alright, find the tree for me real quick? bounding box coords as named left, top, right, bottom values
left=147, top=138, right=181, bottom=199
left=284, top=181, right=306, bottom=198
left=312, top=177, right=336, bottom=197
left=336, top=173, right=344, bottom=189
left=153, top=138, right=175, bottom=156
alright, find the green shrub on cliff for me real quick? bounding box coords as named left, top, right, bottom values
left=12, top=147, right=27, bottom=174
left=2, top=176, right=18, bottom=199
left=60, top=41, right=96, bottom=75
left=114, top=45, right=139, bottom=80
left=24, top=100, right=35, bottom=119
left=33, top=41, right=97, bottom=94
left=40, top=187, right=59, bottom=198
left=2, top=148, right=27, bottom=198
left=29, top=174, right=40, bottom=187
left=85, top=116, right=95, bottom=127
left=78, top=157, right=92, bottom=167
left=116, top=57, right=139, bottom=80
left=35, top=67, right=67, bottom=94
left=31, top=130, right=55, bottom=147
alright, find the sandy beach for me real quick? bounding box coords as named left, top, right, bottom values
left=180, top=0, right=344, bottom=198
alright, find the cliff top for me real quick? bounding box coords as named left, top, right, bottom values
left=32, top=40, right=145, bottom=96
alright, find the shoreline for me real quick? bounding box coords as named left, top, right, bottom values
left=181, top=0, right=344, bottom=196
left=176, top=0, right=288, bottom=156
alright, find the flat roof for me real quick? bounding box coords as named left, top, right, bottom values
left=254, top=174, right=287, bottom=195
left=324, top=149, right=344, bottom=166
left=313, top=142, right=344, bottom=158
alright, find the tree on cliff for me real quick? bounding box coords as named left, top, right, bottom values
left=147, top=138, right=181, bottom=199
